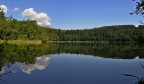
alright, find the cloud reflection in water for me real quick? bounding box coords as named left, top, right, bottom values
left=20, top=55, right=51, bottom=74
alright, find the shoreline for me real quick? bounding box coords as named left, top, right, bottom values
left=47, top=41, right=137, bottom=44
left=0, top=40, right=140, bottom=45
left=0, top=40, right=42, bottom=45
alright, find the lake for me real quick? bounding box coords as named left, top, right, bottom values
left=0, top=43, right=144, bottom=84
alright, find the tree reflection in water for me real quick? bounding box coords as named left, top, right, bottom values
left=123, top=61, right=144, bottom=84
left=123, top=74, right=144, bottom=84
left=0, top=43, right=144, bottom=81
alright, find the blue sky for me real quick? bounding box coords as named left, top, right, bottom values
left=0, top=0, right=142, bottom=29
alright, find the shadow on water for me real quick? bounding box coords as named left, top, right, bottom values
left=123, top=61, right=144, bottom=84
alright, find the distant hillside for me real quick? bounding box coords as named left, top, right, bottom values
left=0, top=11, right=144, bottom=43
left=57, top=25, right=144, bottom=43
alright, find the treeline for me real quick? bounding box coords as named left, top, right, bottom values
left=58, top=25, right=144, bottom=43
left=0, top=11, right=59, bottom=41
left=1, top=11, right=144, bottom=43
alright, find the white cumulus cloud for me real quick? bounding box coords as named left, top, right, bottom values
left=0, top=5, right=9, bottom=13
left=12, top=7, right=20, bottom=12
left=22, top=8, right=51, bottom=27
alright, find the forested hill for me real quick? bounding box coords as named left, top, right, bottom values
left=0, top=11, right=144, bottom=43
left=58, top=25, right=144, bottom=43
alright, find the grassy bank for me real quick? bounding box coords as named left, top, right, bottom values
left=3, top=40, right=42, bottom=45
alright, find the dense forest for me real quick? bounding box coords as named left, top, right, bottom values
left=58, top=25, right=144, bottom=43
left=1, top=10, right=144, bottom=43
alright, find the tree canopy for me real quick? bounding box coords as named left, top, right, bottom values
left=131, top=0, right=144, bottom=22
left=0, top=9, right=144, bottom=43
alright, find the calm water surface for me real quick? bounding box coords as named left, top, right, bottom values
left=0, top=43, right=144, bottom=84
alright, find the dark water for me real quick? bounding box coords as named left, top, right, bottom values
left=0, top=43, right=144, bottom=84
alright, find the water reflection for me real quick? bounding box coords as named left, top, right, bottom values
left=0, top=63, right=15, bottom=81
left=0, top=43, right=143, bottom=83
left=123, top=74, right=144, bottom=84
left=20, top=55, right=51, bottom=74
left=123, top=61, right=144, bottom=84
left=0, top=43, right=144, bottom=60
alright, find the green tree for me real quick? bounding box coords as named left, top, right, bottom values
left=131, top=0, right=144, bottom=23
left=0, top=8, right=6, bottom=20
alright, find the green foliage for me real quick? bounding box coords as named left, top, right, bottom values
left=0, top=43, right=144, bottom=65
left=0, top=10, right=144, bottom=43
left=131, top=0, right=144, bottom=16
left=0, top=9, right=6, bottom=20
left=56, top=25, right=144, bottom=43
